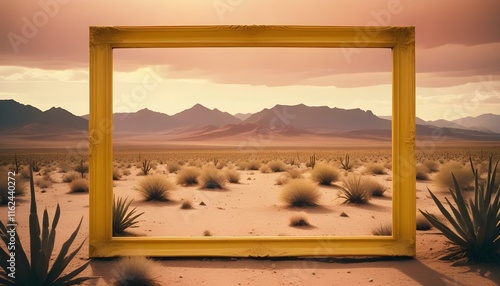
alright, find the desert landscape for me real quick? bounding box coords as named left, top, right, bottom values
left=1, top=99, right=499, bottom=285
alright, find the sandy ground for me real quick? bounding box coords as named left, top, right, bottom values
left=2, top=165, right=499, bottom=286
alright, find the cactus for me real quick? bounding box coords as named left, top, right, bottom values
left=339, top=153, right=353, bottom=171
left=308, top=154, right=316, bottom=169
left=141, top=159, right=152, bottom=175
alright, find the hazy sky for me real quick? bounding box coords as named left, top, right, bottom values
left=1, top=0, right=499, bottom=120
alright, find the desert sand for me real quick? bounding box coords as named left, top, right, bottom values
left=1, top=146, right=499, bottom=286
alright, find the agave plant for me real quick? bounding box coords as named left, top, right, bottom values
left=0, top=166, right=94, bottom=285
left=419, top=157, right=500, bottom=264
left=113, top=196, right=144, bottom=236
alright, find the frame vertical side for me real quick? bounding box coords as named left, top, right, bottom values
left=391, top=27, right=416, bottom=255
left=89, top=38, right=114, bottom=257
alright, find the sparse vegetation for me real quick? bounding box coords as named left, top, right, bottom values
left=199, top=167, right=226, bottom=189
left=289, top=213, right=311, bottom=227
left=62, top=171, right=81, bottom=183
left=364, top=163, right=386, bottom=175
left=372, top=222, right=392, bottom=236
left=180, top=200, right=193, bottom=209
left=69, top=178, right=89, bottom=193
left=0, top=166, right=93, bottom=285
left=113, top=257, right=159, bottom=286
left=370, top=180, right=387, bottom=197
left=75, top=159, right=88, bottom=178
left=422, top=159, right=439, bottom=173
left=113, top=167, right=122, bottom=180
left=416, top=163, right=430, bottom=180
left=267, top=160, right=287, bottom=172
left=137, top=174, right=175, bottom=201
left=176, top=167, right=201, bottom=185
left=113, top=196, right=144, bottom=236
left=280, top=179, right=320, bottom=207
left=36, top=177, right=52, bottom=188
left=167, top=162, right=180, bottom=173
left=310, top=163, right=340, bottom=185
left=141, top=159, right=152, bottom=175
left=0, top=172, right=25, bottom=204
left=338, top=174, right=372, bottom=204
left=224, top=169, right=240, bottom=183
left=420, top=157, right=500, bottom=263
left=416, top=214, right=432, bottom=231
left=435, top=161, right=474, bottom=190
left=339, top=153, right=353, bottom=171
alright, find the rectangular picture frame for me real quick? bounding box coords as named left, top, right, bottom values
left=89, top=25, right=415, bottom=258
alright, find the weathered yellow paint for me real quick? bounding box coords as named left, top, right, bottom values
left=89, top=25, right=415, bottom=258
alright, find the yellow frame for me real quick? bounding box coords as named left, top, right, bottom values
left=89, top=25, right=415, bottom=258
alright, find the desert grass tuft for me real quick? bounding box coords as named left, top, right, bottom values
left=199, top=167, right=226, bottom=189
left=259, top=164, right=271, bottom=173
left=416, top=163, right=430, bottom=180
left=69, top=178, right=89, bottom=193
left=369, top=180, right=387, bottom=197
left=435, top=161, right=474, bottom=190
left=310, top=163, right=340, bottom=185
left=36, top=178, right=52, bottom=188
left=280, top=179, right=321, bottom=207
left=62, top=171, right=81, bottom=183
left=137, top=174, right=175, bottom=201
left=338, top=174, right=372, bottom=204
left=180, top=200, right=193, bottom=209
left=224, top=169, right=240, bottom=183
left=289, top=213, right=311, bottom=227
left=112, top=168, right=122, bottom=180
left=422, top=159, right=439, bottom=173
left=113, top=257, right=160, bottom=286
left=364, top=163, right=387, bottom=175
left=416, top=214, right=432, bottom=231
left=176, top=167, right=201, bottom=185
left=247, top=160, right=262, bottom=170
left=0, top=172, right=26, bottom=204
left=372, top=222, right=392, bottom=236
left=167, top=162, right=181, bottom=173
left=267, top=160, right=287, bottom=172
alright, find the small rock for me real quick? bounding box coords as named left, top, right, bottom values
left=179, top=276, right=183, bottom=278
left=369, top=278, right=373, bottom=282
left=347, top=270, right=351, bottom=274
left=271, top=263, right=276, bottom=269
left=199, top=201, right=206, bottom=206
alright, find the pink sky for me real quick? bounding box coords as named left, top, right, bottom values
left=1, top=0, right=499, bottom=120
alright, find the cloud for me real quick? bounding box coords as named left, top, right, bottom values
left=1, top=0, right=499, bottom=89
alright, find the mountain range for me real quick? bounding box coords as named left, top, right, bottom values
left=1, top=99, right=500, bottom=148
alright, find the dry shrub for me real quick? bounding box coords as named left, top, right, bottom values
left=364, top=163, right=387, bottom=175
left=69, top=178, right=89, bottom=193
left=122, top=168, right=131, bottom=176
left=259, top=164, right=271, bottom=173
left=287, top=168, right=303, bottom=179
left=199, top=167, right=226, bottom=189
left=435, top=161, right=474, bottom=190
left=113, top=257, right=160, bottom=286
left=416, top=163, right=430, bottom=180
left=289, top=213, right=311, bottom=227
left=0, top=172, right=26, bottom=204
left=267, top=160, right=287, bottom=172
left=247, top=160, right=262, bottom=170
left=180, top=200, right=193, bottom=209
left=422, top=159, right=439, bottom=173
left=310, top=163, right=340, bottom=185
left=372, top=222, right=392, bottom=236
left=275, top=174, right=291, bottom=185
left=370, top=180, right=387, bottom=197
left=416, top=214, right=432, bottom=231
left=224, top=169, right=240, bottom=183
left=338, top=174, right=372, bottom=204
left=112, top=167, right=122, bottom=180
left=176, top=167, right=201, bottom=185
left=62, top=171, right=81, bottom=183
left=137, top=174, right=175, bottom=201
left=280, top=179, right=320, bottom=207
left=36, top=178, right=52, bottom=188
left=167, top=162, right=180, bottom=173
